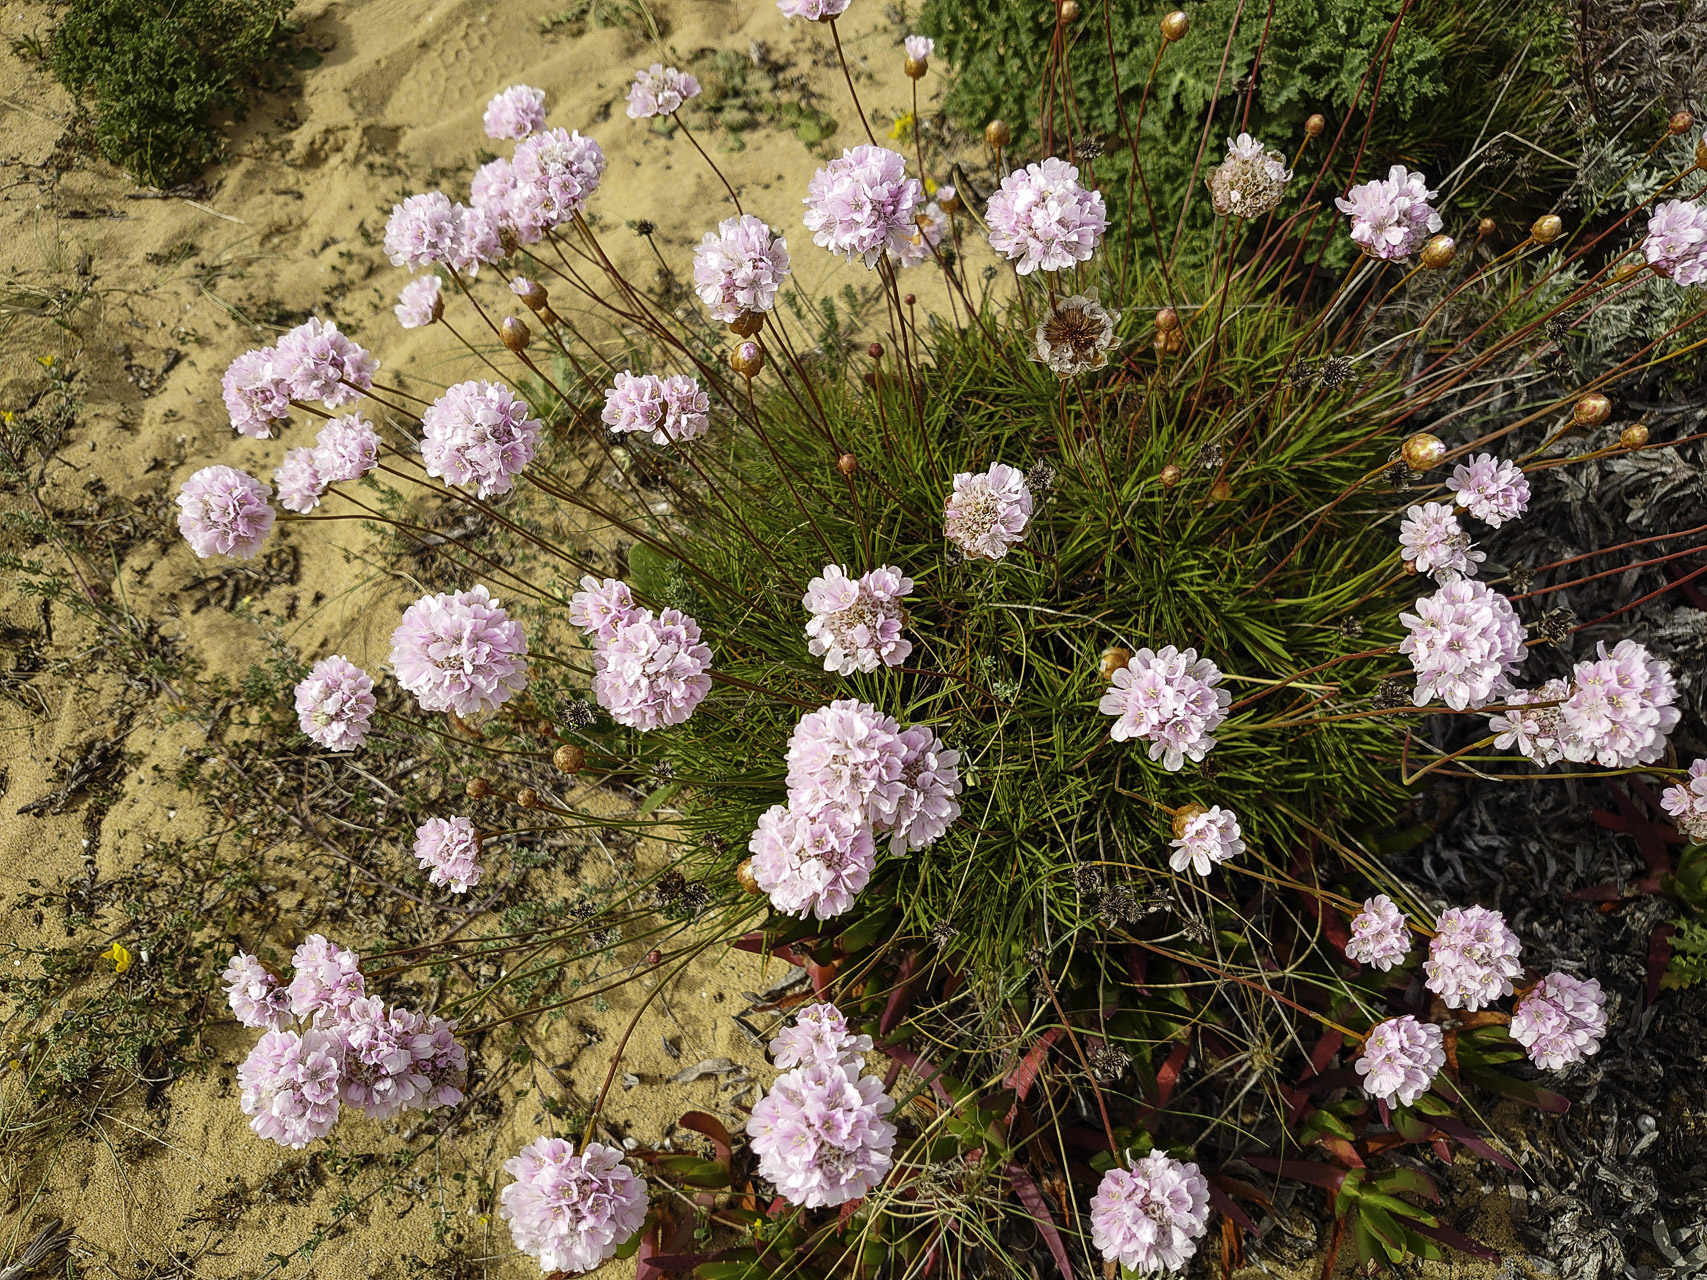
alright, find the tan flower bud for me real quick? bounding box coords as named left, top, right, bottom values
left=985, top=119, right=1011, bottom=149
left=1171, top=802, right=1208, bottom=839
left=837, top=453, right=858, bottom=476
left=1058, top=0, right=1081, bottom=20
left=1304, top=113, right=1326, bottom=138
left=1477, top=217, right=1497, bottom=238
left=553, top=744, right=585, bottom=773
left=1099, top=646, right=1133, bottom=680
left=1670, top=110, right=1695, bottom=136
left=1155, top=306, right=1181, bottom=332
left=729, top=311, right=765, bottom=338
left=729, top=340, right=766, bottom=378
left=1160, top=463, right=1183, bottom=488
left=500, top=316, right=530, bottom=353
left=1530, top=214, right=1564, bottom=245
left=868, top=342, right=885, bottom=360
left=1572, top=393, right=1611, bottom=427
left=1400, top=432, right=1446, bottom=471
left=904, top=56, right=927, bottom=80
left=513, top=278, right=549, bottom=312
left=1160, top=10, right=1190, bottom=41
left=1620, top=423, right=1650, bottom=449
left=736, top=858, right=762, bottom=895
left=1611, top=258, right=1644, bottom=282
left=1209, top=478, right=1233, bottom=501
left=516, top=788, right=540, bottom=810
left=465, top=778, right=491, bottom=799
left=1419, top=234, right=1456, bottom=270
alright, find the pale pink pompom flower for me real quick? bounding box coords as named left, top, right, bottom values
left=784, top=699, right=907, bottom=826
left=294, top=655, right=376, bottom=751
left=412, top=816, right=483, bottom=893
left=273, top=447, right=325, bottom=515
left=1355, top=1015, right=1445, bottom=1107
left=390, top=585, right=530, bottom=717
left=385, top=192, right=462, bottom=271
left=693, top=215, right=791, bottom=325
left=747, top=1061, right=897, bottom=1207
left=312, top=414, right=381, bottom=483
left=286, top=934, right=365, bottom=1021
left=484, top=84, right=547, bottom=141
left=802, top=563, right=913, bottom=675
left=944, top=462, right=1033, bottom=560
left=591, top=607, right=713, bottom=730
left=569, top=576, right=639, bottom=643
left=1510, top=972, right=1607, bottom=1069
left=510, top=128, right=607, bottom=239
left=1343, top=895, right=1411, bottom=971
left=748, top=800, right=876, bottom=920
left=803, top=145, right=924, bottom=268
left=176, top=465, right=276, bottom=560
left=659, top=374, right=711, bottom=444
left=274, top=317, right=376, bottom=408
left=985, top=157, right=1108, bottom=275
left=1398, top=501, right=1482, bottom=580
left=877, top=724, right=962, bottom=854
left=421, top=380, right=543, bottom=499
left=1099, top=646, right=1230, bottom=771
left=394, top=275, right=443, bottom=329
left=237, top=1027, right=344, bottom=1148
left=626, top=64, right=700, bottom=119
left=904, top=35, right=934, bottom=61
left=222, top=348, right=293, bottom=438
left=1642, top=198, right=1707, bottom=286
left=1168, top=805, right=1244, bottom=876
left=602, top=371, right=667, bottom=440
left=1334, top=165, right=1442, bottom=260
left=1398, top=578, right=1525, bottom=710
left=1558, top=639, right=1680, bottom=768
left=1661, top=758, right=1707, bottom=841
left=331, top=995, right=466, bottom=1118
left=1446, top=454, right=1530, bottom=527
left=1089, top=1152, right=1211, bottom=1274
left=1487, top=678, right=1569, bottom=766
left=777, top=0, right=852, bottom=18
left=1424, top=905, right=1523, bottom=1011
left=498, top=1138, right=649, bottom=1274
left=223, top=952, right=291, bottom=1031
left=770, top=1002, right=872, bottom=1069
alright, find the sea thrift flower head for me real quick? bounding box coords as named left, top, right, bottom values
left=1447, top=454, right=1530, bottom=527
left=1343, top=895, right=1412, bottom=970
left=1399, top=578, right=1525, bottom=710
left=1033, top=291, right=1120, bottom=376
left=904, top=34, right=934, bottom=61
left=223, top=952, right=291, bottom=1031
left=601, top=371, right=683, bottom=444
left=294, top=655, right=377, bottom=751
left=693, top=214, right=791, bottom=325
left=1425, top=905, right=1523, bottom=1010
left=1511, top=972, right=1607, bottom=1069
left=274, top=317, right=376, bottom=408
left=222, top=348, right=293, bottom=438
left=1168, top=805, right=1244, bottom=875
left=484, top=84, right=547, bottom=141
left=777, top=0, right=852, bottom=19
left=590, top=607, right=713, bottom=730
left=785, top=699, right=907, bottom=825
left=803, top=145, right=924, bottom=268
left=747, top=1062, right=897, bottom=1207
left=569, top=576, right=638, bottom=643
left=510, top=128, right=608, bottom=240
left=1099, top=646, right=1231, bottom=771
left=333, top=996, right=467, bottom=1118
left=445, top=202, right=503, bottom=276
left=658, top=374, right=711, bottom=443
left=1487, top=678, right=1569, bottom=766
left=889, top=200, right=947, bottom=268
left=470, top=158, right=521, bottom=229
left=499, top=1138, right=649, bottom=1274
left=1662, top=759, right=1707, bottom=840
left=237, top=1028, right=344, bottom=1148
left=1355, top=1015, right=1445, bottom=1107
left=390, top=585, right=530, bottom=716
left=771, top=1002, right=873, bottom=1069
left=176, top=466, right=275, bottom=560
left=626, top=64, right=700, bottom=119
left=385, top=192, right=462, bottom=271
left=1559, top=639, right=1680, bottom=767
left=1334, top=165, right=1443, bottom=260
left=394, top=275, right=443, bottom=329
left=747, top=800, right=877, bottom=919
left=421, top=380, right=543, bottom=498
left=287, top=934, right=366, bottom=1020
left=1642, top=198, right=1707, bottom=286
left=944, top=462, right=1034, bottom=560
left=272, top=447, right=325, bottom=514
left=1089, top=1152, right=1211, bottom=1274
left=404, top=1008, right=470, bottom=1109
left=878, top=724, right=962, bottom=854
left=802, top=563, right=914, bottom=675
left=985, top=156, right=1108, bottom=275
left=1207, top=133, right=1292, bottom=217
left=312, top=414, right=381, bottom=483
left=413, top=815, right=483, bottom=893
left=1398, top=501, right=1483, bottom=580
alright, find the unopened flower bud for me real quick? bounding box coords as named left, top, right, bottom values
left=938, top=187, right=962, bottom=215
left=513, top=278, right=549, bottom=312
left=1419, top=234, right=1456, bottom=270
left=1171, top=802, right=1208, bottom=838
left=1670, top=110, right=1695, bottom=136
left=1209, top=478, right=1233, bottom=502
left=516, top=788, right=540, bottom=810
left=553, top=744, right=585, bottom=773
left=904, top=55, right=928, bottom=80
left=1530, top=214, right=1564, bottom=244
left=837, top=452, right=858, bottom=476
left=465, top=778, right=491, bottom=799
left=729, top=340, right=765, bottom=378
left=1697, top=136, right=1707, bottom=171
left=1099, top=646, right=1133, bottom=679
left=1160, top=10, right=1190, bottom=41
left=1572, top=393, right=1611, bottom=427
left=1477, top=217, right=1497, bottom=238
left=1160, top=463, right=1183, bottom=488
left=1611, top=258, right=1643, bottom=282
left=1620, top=423, right=1650, bottom=449
left=500, top=316, right=530, bottom=353
left=868, top=342, right=885, bottom=360
left=985, top=119, right=1011, bottom=149
left=1155, top=306, right=1181, bottom=331
left=1304, top=113, right=1325, bottom=138
left=1401, top=432, right=1446, bottom=471
left=646, top=948, right=663, bottom=965
left=1058, top=0, right=1081, bottom=20
left=903, top=292, right=916, bottom=306
left=736, top=857, right=761, bottom=894
left=729, top=311, right=765, bottom=338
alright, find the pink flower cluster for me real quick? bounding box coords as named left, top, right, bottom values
left=1355, top=1014, right=1445, bottom=1107
left=626, top=64, right=700, bottom=119
left=1343, top=895, right=1412, bottom=970
left=1099, top=646, right=1231, bottom=771
left=1643, top=198, right=1707, bottom=285
left=693, top=215, right=791, bottom=325
left=413, top=815, right=483, bottom=892
left=294, top=655, right=376, bottom=751
left=802, top=563, right=913, bottom=675
left=220, top=318, right=378, bottom=436
left=1398, top=501, right=1482, bottom=580
left=273, top=447, right=324, bottom=514
left=985, top=157, right=1108, bottom=275
left=1399, top=578, right=1525, bottom=710
left=1487, top=678, right=1570, bottom=766
left=390, top=585, right=530, bottom=717
left=270, top=413, right=383, bottom=516
left=1089, top=1151, right=1211, bottom=1274
left=1424, top=904, right=1523, bottom=1010
left=1168, top=805, right=1244, bottom=876
left=601, top=370, right=711, bottom=445
left=221, top=349, right=295, bottom=439
left=177, top=465, right=276, bottom=560
left=1510, top=972, right=1607, bottom=1069
left=484, top=84, right=547, bottom=141
left=1447, top=454, right=1530, bottom=527
left=770, top=1002, right=872, bottom=1069
left=944, top=463, right=1033, bottom=560
left=222, top=953, right=291, bottom=1031
left=803, top=145, right=923, bottom=267
left=1334, top=165, right=1442, bottom=259
left=421, top=379, right=544, bottom=498
left=748, top=801, right=876, bottom=919
left=1662, top=758, right=1707, bottom=840
left=1559, top=639, right=1679, bottom=768
left=384, top=191, right=502, bottom=277
left=499, top=1138, right=649, bottom=1274
left=569, top=576, right=714, bottom=730
left=394, top=275, right=443, bottom=329
left=495, top=128, right=608, bottom=242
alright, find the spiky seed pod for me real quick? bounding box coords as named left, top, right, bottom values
left=1209, top=478, right=1234, bottom=501
left=516, top=788, right=540, bottom=809
left=1477, top=217, right=1497, bottom=238
left=735, top=857, right=761, bottom=894
left=500, top=316, right=530, bottom=353
left=1171, top=802, right=1208, bottom=838
left=1670, top=110, right=1695, bottom=136
left=1304, top=113, right=1326, bottom=137
left=553, top=744, right=585, bottom=773
left=1419, top=235, right=1457, bottom=270
left=729, top=340, right=765, bottom=378
left=729, top=312, right=765, bottom=338
left=1573, top=393, right=1611, bottom=427
left=1100, top=646, right=1133, bottom=679
left=465, top=778, right=491, bottom=799
left=985, top=119, right=1011, bottom=148
left=1401, top=432, right=1446, bottom=470
left=1530, top=214, right=1564, bottom=244
left=1160, top=463, right=1183, bottom=487
left=837, top=453, right=858, bottom=475
left=1620, top=423, right=1650, bottom=449
left=1160, top=10, right=1190, bottom=40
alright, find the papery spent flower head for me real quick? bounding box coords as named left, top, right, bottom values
left=1343, top=895, right=1412, bottom=971
left=332, top=995, right=467, bottom=1118
left=223, top=952, right=291, bottom=1030
left=777, top=0, right=852, bottom=18
left=287, top=934, right=365, bottom=1021
left=889, top=200, right=947, bottom=268
left=177, top=466, right=275, bottom=560
left=273, top=447, right=326, bottom=515
left=985, top=157, right=1108, bottom=275
left=1424, top=905, right=1523, bottom=1011
left=693, top=215, right=791, bottom=325
left=421, top=380, right=543, bottom=498
left=785, top=699, right=907, bottom=825
left=1033, top=291, right=1119, bottom=377
left=222, top=348, right=293, bottom=438
left=1355, top=1015, right=1445, bottom=1107
left=803, top=145, right=924, bottom=268
left=747, top=1061, right=896, bottom=1207
left=904, top=35, right=934, bottom=60
left=312, top=414, right=381, bottom=483
left=1207, top=133, right=1292, bottom=218
left=1559, top=639, right=1680, bottom=768
left=944, top=462, right=1034, bottom=560
left=1447, top=454, right=1530, bottom=527
left=1511, top=972, right=1607, bottom=1069
left=1099, top=646, right=1231, bottom=771
left=294, top=655, right=377, bottom=751
left=1487, top=678, right=1569, bottom=766
left=569, top=575, right=638, bottom=643
left=274, top=317, right=376, bottom=408
left=1168, top=805, right=1244, bottom=876
left=499, top=1138, right=649, bottom=1274
left=803, top=564, right=913, bottom=675
left=390, top=585, right=530, bottom=717
left=771, top=1002, right=873, bottom=1069
left=412, top=815, right=483, bottom=893
left=1089, top=1152, right=1211, bottom=1274
left=626, top=64, right=700, bottom=119
left=385, top=192, right=462, bottom=271
left=1334, top=165, right=1443, bottom=260
left=1399, top=578, right=1525, bottom=710
left=1642, top=198, right=1707, bottom=286
left=1662, top=758, right=1707, bottom=841
left=591, top=607, right=713, bottom=730
left=484, top=84, right=547, bottom=141
left=1399, top=501, right=1482, bottom=580
left=748, top=800, right=877, bottom=919
left=510, top=128, right=608, bottom=240
left=238, top=1028, right=344, bottom=1148
left=394, top=274, right=443, bottom=329
left=877, top=724, right=962, bottom=854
